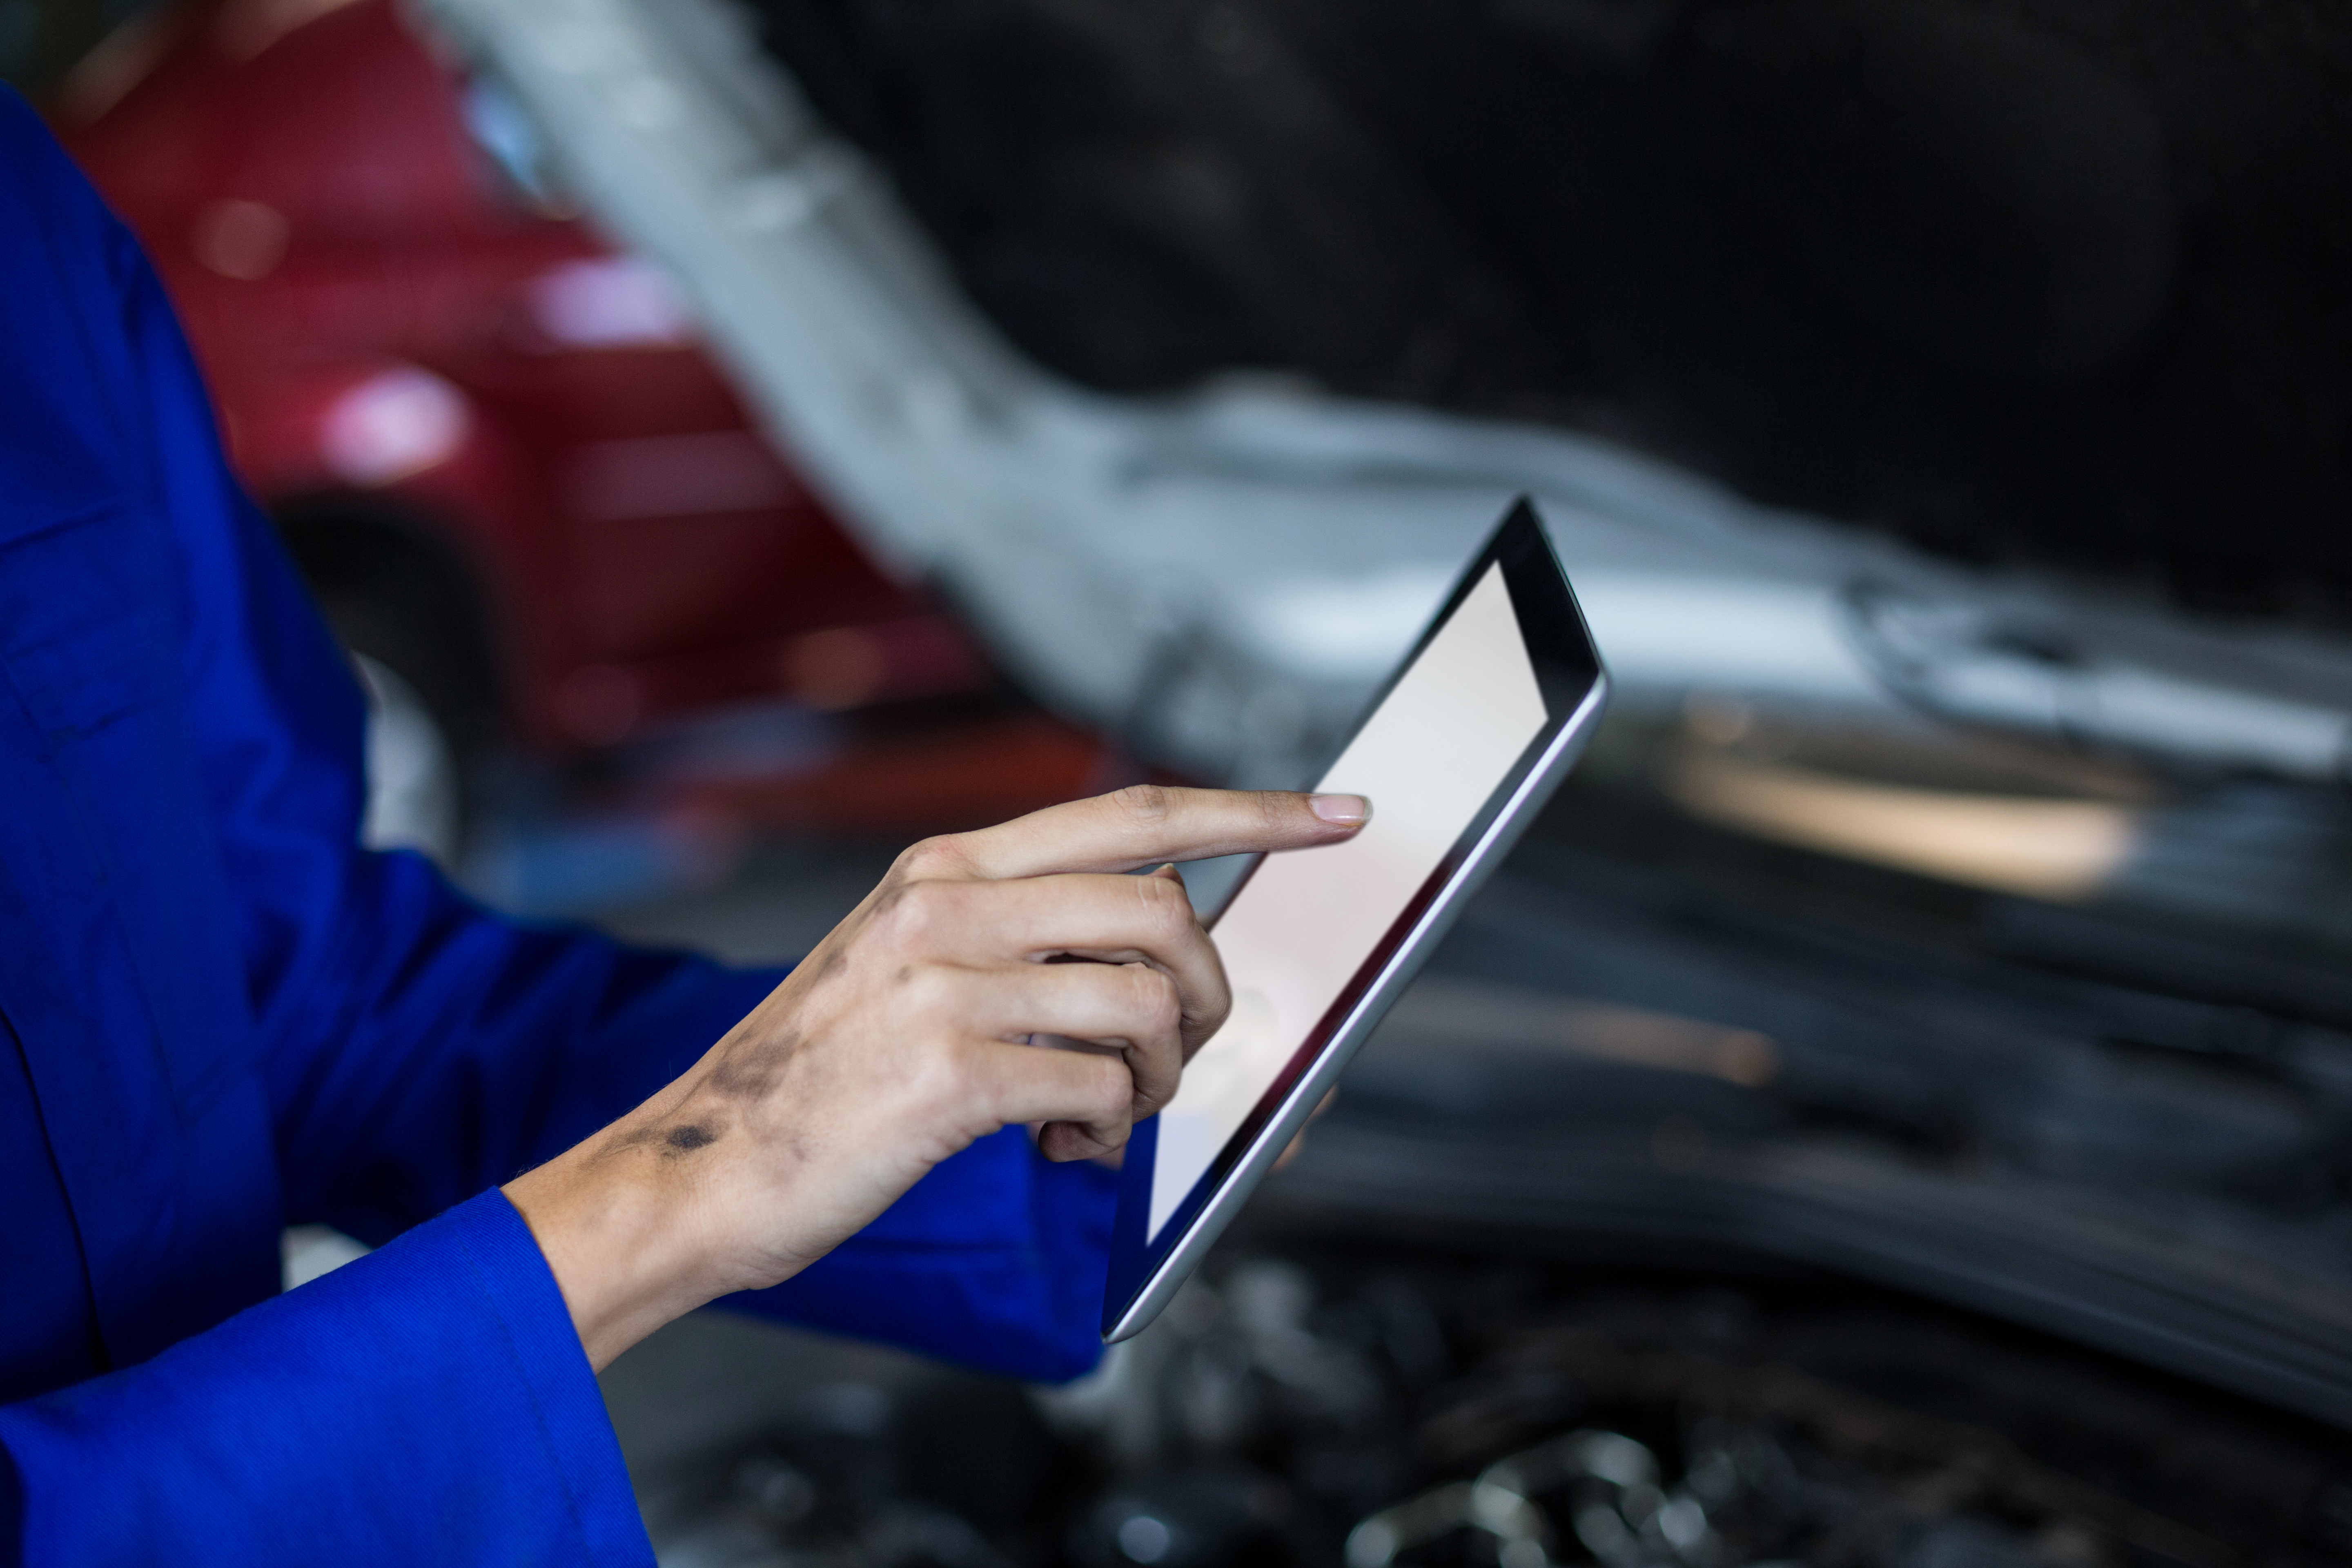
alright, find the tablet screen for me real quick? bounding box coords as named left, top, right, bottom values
left=1146, top=561, right=1551, bottom=1238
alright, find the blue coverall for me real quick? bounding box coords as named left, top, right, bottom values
left=0, top=87, right=1112, bottom=1564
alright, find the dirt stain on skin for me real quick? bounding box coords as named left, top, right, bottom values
left=596, top=1118, right=723, bottom=1163
left=707, top=1032, right=797, bottom=1100
left=597, top=1124, right=659, bottom=1158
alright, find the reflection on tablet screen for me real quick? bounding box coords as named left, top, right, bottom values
left=1147, top=561, right=1549, bottom=1238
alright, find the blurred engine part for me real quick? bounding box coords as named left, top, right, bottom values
left=1067, top=1471, right=1288, bottom=1568
left=1263, top=809, right=2352, bottom=1428
left=1344, top=1428, right=1687, bottom=1568
left=644, top=1373, right=1071, bottom=1568
left=1053, top=1249, right=2350, bottom=1568
left=638, top=1245, right=2352, bottom=1568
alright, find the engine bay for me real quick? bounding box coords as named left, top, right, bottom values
left=635, top=1244, right=2352, bottom=1568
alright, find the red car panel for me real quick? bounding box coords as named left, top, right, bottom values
left=56, top=0, right=985, bottom=750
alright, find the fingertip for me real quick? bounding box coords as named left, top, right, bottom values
left=1308, top=793, right=1371, bottom=828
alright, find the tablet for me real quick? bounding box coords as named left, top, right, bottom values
left=1101, top=497, right=1611, bottom=1343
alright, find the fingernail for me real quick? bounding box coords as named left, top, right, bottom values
left=1310, top=793, right=1370, bottom=826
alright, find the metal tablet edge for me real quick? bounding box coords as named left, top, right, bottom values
left=1102, top=670, right=1613, bottom=1343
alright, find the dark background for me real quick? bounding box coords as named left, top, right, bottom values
left=757, top=0, right=2352, bottom=611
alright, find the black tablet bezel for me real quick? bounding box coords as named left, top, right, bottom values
left=1100, top=497, right=1609, bottom=1342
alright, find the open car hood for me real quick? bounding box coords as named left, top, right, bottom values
left=417, top=0, right=2352, bottom=1428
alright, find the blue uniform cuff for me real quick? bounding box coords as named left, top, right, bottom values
left=731, top=1127, right=1119, bottom=1383
left=447, top=1188, right=653, bottom=1564
left=0, top=1189, right=648, bottom=1567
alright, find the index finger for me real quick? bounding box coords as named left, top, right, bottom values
left=932, top=784, right=1370, bottom=882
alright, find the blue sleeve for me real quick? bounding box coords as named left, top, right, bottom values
left=0, top=1192, right=653, bottom=1566
left=90, top=101, right=1117, bottom=1383
left=0, top=80, right=1111, bottom=1568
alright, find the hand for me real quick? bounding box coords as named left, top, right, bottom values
left=503, top=784, right=1370, bottom=1369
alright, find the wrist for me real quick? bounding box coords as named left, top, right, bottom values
left=502, top=1138, right=722, bottom=1371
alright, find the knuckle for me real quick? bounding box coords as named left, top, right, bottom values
left=873, top=877, right=957, bottom=945
left=1129, top=965, right=1182, bottom=1034
left=895, top=835, right=971, bottom=881
left=1136, top=870, right=1192, bottom=926
left=896, top=960, right=962, bottom=1020
left=1106, top=782, right=1174, bottom=828
left=917, top=1038, right=984, bottom=1107
left=1096, top=1058, right=1134, bottom=1116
